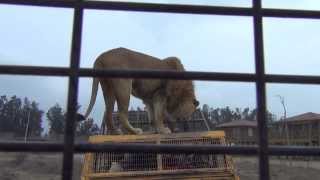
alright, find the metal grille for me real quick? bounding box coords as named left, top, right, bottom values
left=112, top=109, right=209, bottom=133
left=92, top=140, right=158, bottom=173
left=1, top=1, right=320, bottom=180
left=93, top=151, right=158, bottom=172
left=161, top=137, right=228, bottom=170
left=87, top=133, right=230, bottom=176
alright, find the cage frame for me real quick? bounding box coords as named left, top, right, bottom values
left=0, top=1, right=320, bottom=180
left=81, top=131, right=238, bottom=180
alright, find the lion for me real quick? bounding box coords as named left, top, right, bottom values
left=83, top=47, right=199, bottom=134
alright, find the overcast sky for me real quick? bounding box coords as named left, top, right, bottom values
left=0, top=1, right=320, bottom=132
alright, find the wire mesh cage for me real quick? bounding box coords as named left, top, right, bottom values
left=111, top=109, right=210, bottom=134
left=81, top=131, right=238, bottom=180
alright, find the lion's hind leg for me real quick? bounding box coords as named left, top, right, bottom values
left=100, top=80, right=123, bottom=135
left=113, top=79, right=143, bottom=135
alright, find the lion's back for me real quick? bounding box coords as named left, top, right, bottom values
left=95, top=48, right=171, bottom=70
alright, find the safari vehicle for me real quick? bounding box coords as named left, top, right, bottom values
left=81, top=131, right=239, bottom=180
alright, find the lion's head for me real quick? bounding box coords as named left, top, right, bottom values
left=166, top=80, right=199, bottom=119
left=164, top=57, right=199, bottom=120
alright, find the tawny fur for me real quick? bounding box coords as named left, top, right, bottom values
left=83, top=48, right=198, bottom=135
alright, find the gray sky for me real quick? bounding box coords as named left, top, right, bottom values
left=0, top=1, right=320, bottom=132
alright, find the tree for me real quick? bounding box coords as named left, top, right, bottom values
left=0, top=95, right=43, bottom=136
left=207, top=106, right=276, bottom=125
left=27, top=101, right=43, bottom=136
left=47, top=104, right=65, bottom=135
left=241, top=107, right=250, bottom=120
left=202, top=104, right=209, bottom=121
left=0, top=95, right=19, bottom=132
left=16, top=97, right=43, bottom=137
left=219, top=106, right=234, bottom=123
left=245, top=108, right=276, bottom=123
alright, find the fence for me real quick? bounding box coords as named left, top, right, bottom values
left=0, top=1, right=320, bottom=180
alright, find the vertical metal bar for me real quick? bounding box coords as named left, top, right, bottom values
left=62, top=1, right=83, bottom=180
left=253, top=1, right=270, bottom=180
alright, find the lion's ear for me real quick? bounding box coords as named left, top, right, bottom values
left=163, top=57, right=185, bottom=71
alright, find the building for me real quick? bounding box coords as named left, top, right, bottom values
left=269, top=112, right=320, bottom=146
left=216, top=120, right=257, bottom=145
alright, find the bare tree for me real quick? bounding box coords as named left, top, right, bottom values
left=276, top=95, right=290, bottom=145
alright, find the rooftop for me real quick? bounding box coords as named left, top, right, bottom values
left=284, top=112, right=320, bottom=122
left=216, top=120, right=257, bottom=128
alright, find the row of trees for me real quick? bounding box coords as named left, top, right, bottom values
left=0, top=95, right=277, bottom=137
left=202, top=104, right=276, bottom=125
left=0, top=95, right=43, bottom=136
left=0, top=95, right=99, bottom=137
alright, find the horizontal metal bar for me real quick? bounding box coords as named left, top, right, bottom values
left=0, top=65, right=256, bottom=81
left=0, top=142, right=64, bottom=152
left=266, top=74, right=320, bottom=84
left=263, top=8, right=320, bottom=19
left=1, top=65, right=320, bottom=84
left=79, top=68, right=257, bottom=82
left=0, top=142, right=258, bottom=154
left=0, top=0, right=252, bottom=16
left=75, top=143, right=258, bottom=155
left=269, top=146, right=320, bottom=156
left=0, top=142, right=320, bottom=156
left=83, top=1, right=253, bottom=16
left=2, top=1, right=320, bottom=19
left=0, top=0, right=75, bottom=8
left=0, top=65, right=71, bottom=76
left=2, top=65, right=320, bottom=84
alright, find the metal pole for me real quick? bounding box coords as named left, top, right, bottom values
left=61, top=1, right=83, bottom=179
left=253, top=0, right=270, bottom=179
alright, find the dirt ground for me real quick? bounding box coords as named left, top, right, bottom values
left=234, top=156, right=320, bottom=180
left=0, top=153, right=320, bottom=180
left=0, top=152, right=82, bottom=180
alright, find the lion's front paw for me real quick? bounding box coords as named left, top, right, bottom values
left=113, top=128, right=124, bottom=135
left=132, top=128, right=143, bottom=135
left=158, top=127, right=171, bottom=134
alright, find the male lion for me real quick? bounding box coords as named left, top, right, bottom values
left=83, top=48, right=199, bottom=134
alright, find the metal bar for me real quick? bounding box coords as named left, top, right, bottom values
left=253, top=1, right=269, bottom=180
left=1, top=65, right=320, bottom=84
left=0, top=0, right=75, bottom=8
left=0, top=66, right=319, bottom=84
left=75, top=144, right=320, bottom=156
left=0, top=65, right=71, bottom=76
left=0, top=65, right=256, bottom=82
left=0, top=1, right=320, bottom=178
left=265, top=74, right=320, bottom=84
left=0, top=142, right=320, bottom=156
left=263, top=8, right=320, bottom=19
left=0, top=0, right=252, bottom=16
left=79, top=68, right=257, bottom=82
left=82, top=1, right=253, bottom=16
left=76, top=143, right=258, bottom=155
left=2, top=0, right=320, bottom=19
left=0, top=142, right=64, bottom=152
left=269, top=146, right=320, bottom=156
left=62, top=1, right=83, bottom=180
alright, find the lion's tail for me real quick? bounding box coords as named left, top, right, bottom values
left=84, top=77, right=99, bottom=119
